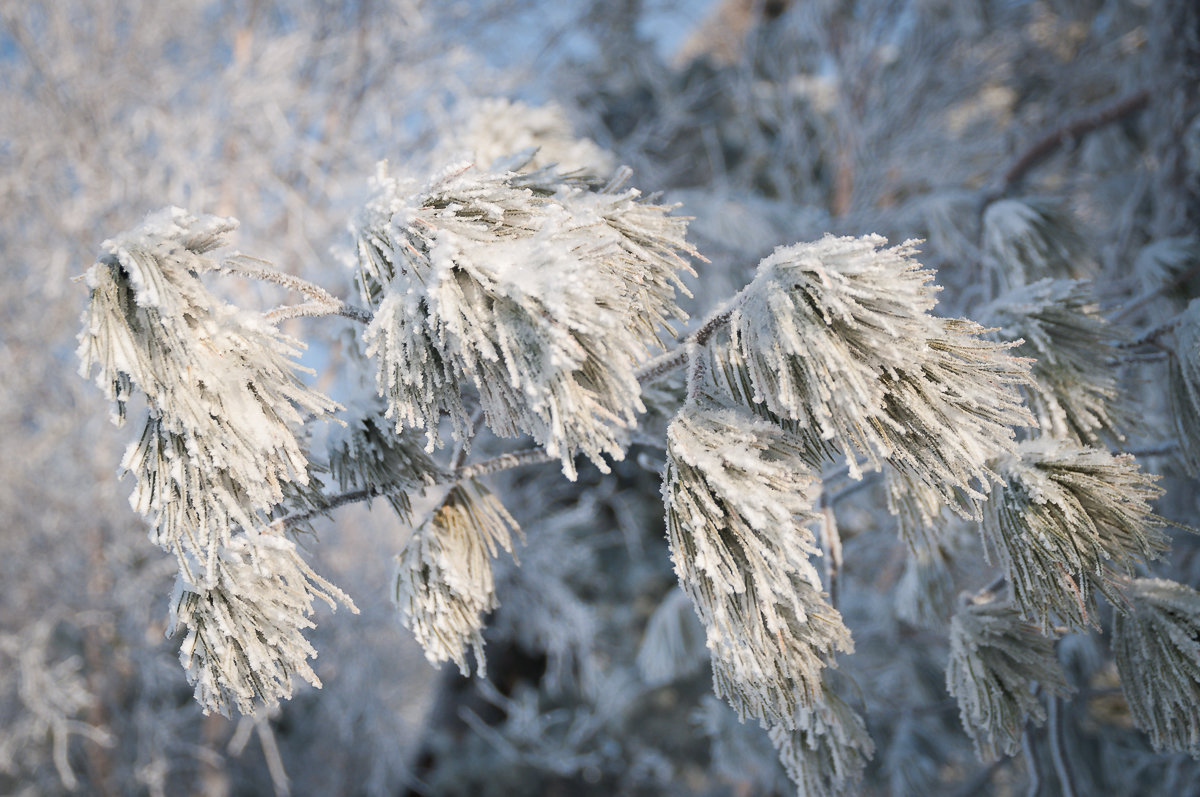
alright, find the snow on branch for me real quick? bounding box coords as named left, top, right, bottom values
left=982, top=440, right=1167, bottom=631
left=663, top=404, right=850, bottom=729
left=394, top=479, right=521, bottom=676
left=356, top=162, right=697, bottom=477
left=946, top=601, right=1071, bottom=761
left=1113, top=578, right=1200, bottom=757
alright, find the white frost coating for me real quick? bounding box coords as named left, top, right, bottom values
left=983, top=439, right=1166, bottom=631
left=355, top=162, right=697, bottom=477
left=169, top=532, right=357, bottom=717
left=1113, top=578, right=1200, bottom=756
left=982, top=198, right=1092, bottom=288
left=768, top=683, right=874, bottom=797
left=721, top=234, right=1032, bottom=519
left=77, top=209, right=351, bottom=715
left=946, top=602, right=1071, bottom=761
left=983, top=279, right=1127, bottom=444
left=393, top=480, right=521, bottom=676
left=431, top=98, right=616, bottom=177
left=663, top=404, right=850, bottom=730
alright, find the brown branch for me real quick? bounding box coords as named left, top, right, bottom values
left=989, top=89, right=1150, bottom=201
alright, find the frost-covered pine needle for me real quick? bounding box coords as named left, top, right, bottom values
left=77, top=208, right=351, bottom=716
left=77, top=208, right=341, bottom=583
left=663, top=404, right=850, bottom=729
left=983, top=279, right=1127, bottom=444
left=725, top=235, right=1030, bottom=517
left=394, top=480, right=521, bottom=675
left=1112, top=578, right=1200, bottom=757
left=983, top=439, right=1167, bottom=631
left=431, top=97, right=615, bottom=177
left=326, top=403, right=448, bottom=522
left=170, top=532, right=357, bottom=717
left=982, top=198, right=1093, bottom=288
left=946, top=601, right=1071, bottom=761
left=636, top=587, right=708, bottom=687
left=768, top=682, right=875, bottom=797
left=356, top=162, right=697, bottom=476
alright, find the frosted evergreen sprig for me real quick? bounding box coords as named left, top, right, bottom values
left=663, top=404, right=850, bottom=729
left=169, top=532, right=357, bottom=717
left=724, top=235, right=1031, bottom=515
left=356, top=162, right=696, bottom=477
left=77, top=208, right=341, bottom=581
left=894, top=534, right=955, bottom=629
left=394, top=479, right=521, bottom=675
left=767, top=682, right=875, bottom=797
left=883, top=465, right=947, bottom=552
left=326, top=404, right=448, bottom=522
left=1112, top=578, right=1200, bottom=756
left=946, top=601, right=1071, bottom=761
left=982, top=198, right=1092, bottom=289
left=1169, top=298, right=1200, bottom=475
left=982, top=439, right=1167, bottom=631
left=983, top=279, right=1127, bottom=444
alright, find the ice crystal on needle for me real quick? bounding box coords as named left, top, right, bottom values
left=724, top=235, right=1031, bottom=515
left=394, top=480, right=521, bottom=675
left=357, top=163, right=696, bottom=477
left=663, top=404, right=850, bottom=729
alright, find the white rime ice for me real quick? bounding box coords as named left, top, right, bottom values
left=393, top=480, right=521, bottom=676
left=1113, top=578, right=1200, bottom=757
left=982, top=198, right=1093, bottom=288
left=77, top=208, right=353, bottom=715
left=946, top=601, right=1071, bottom=761
left=663, top=405, right=850, bottom=730
left=722, top=234, right=1032, bottom=516
left=983, top=279, right=1127, bottom=444
left=767, top=682, right=874, bottom=797
left=356, top=162, right=697, bottom=478
left=983, top=439, right=1166, bottom=631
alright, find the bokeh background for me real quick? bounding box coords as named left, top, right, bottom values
left=2, top=1, right=1198, bottom=794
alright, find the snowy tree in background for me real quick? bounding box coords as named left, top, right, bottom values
left=8, top=0, right=1200, bottom=794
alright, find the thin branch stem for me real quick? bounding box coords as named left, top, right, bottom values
left=987, top=89, right=1150, bottom=202
left=275, top=447, right=558, bottom=532
left=1022, top=723, right=1041, bottom=797
left=220, top=255, right=373, bottom=325
left=1123, top=441, right=1181, bottom=458
left=1048, top=696, right=1077, bottom=797
left=1113, top=316, right=1182, bottom=349
left=635, top=305, right=736, bottom=384
left=1115, top=260, right=1200, bottom=322
left=456, top=447, right=558, bottom=480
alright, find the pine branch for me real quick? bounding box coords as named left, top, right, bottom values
left=987, top=89, right=1150, bottom=201
left=220, top=255, right=373, bottom=324
left=276, top=446, right=558, bottom=532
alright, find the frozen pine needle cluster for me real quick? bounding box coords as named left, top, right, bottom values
left=76, top=114, right=1200, bottom=795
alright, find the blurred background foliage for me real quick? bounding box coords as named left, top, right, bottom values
left=2, top=0, right=1198, bottom=793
